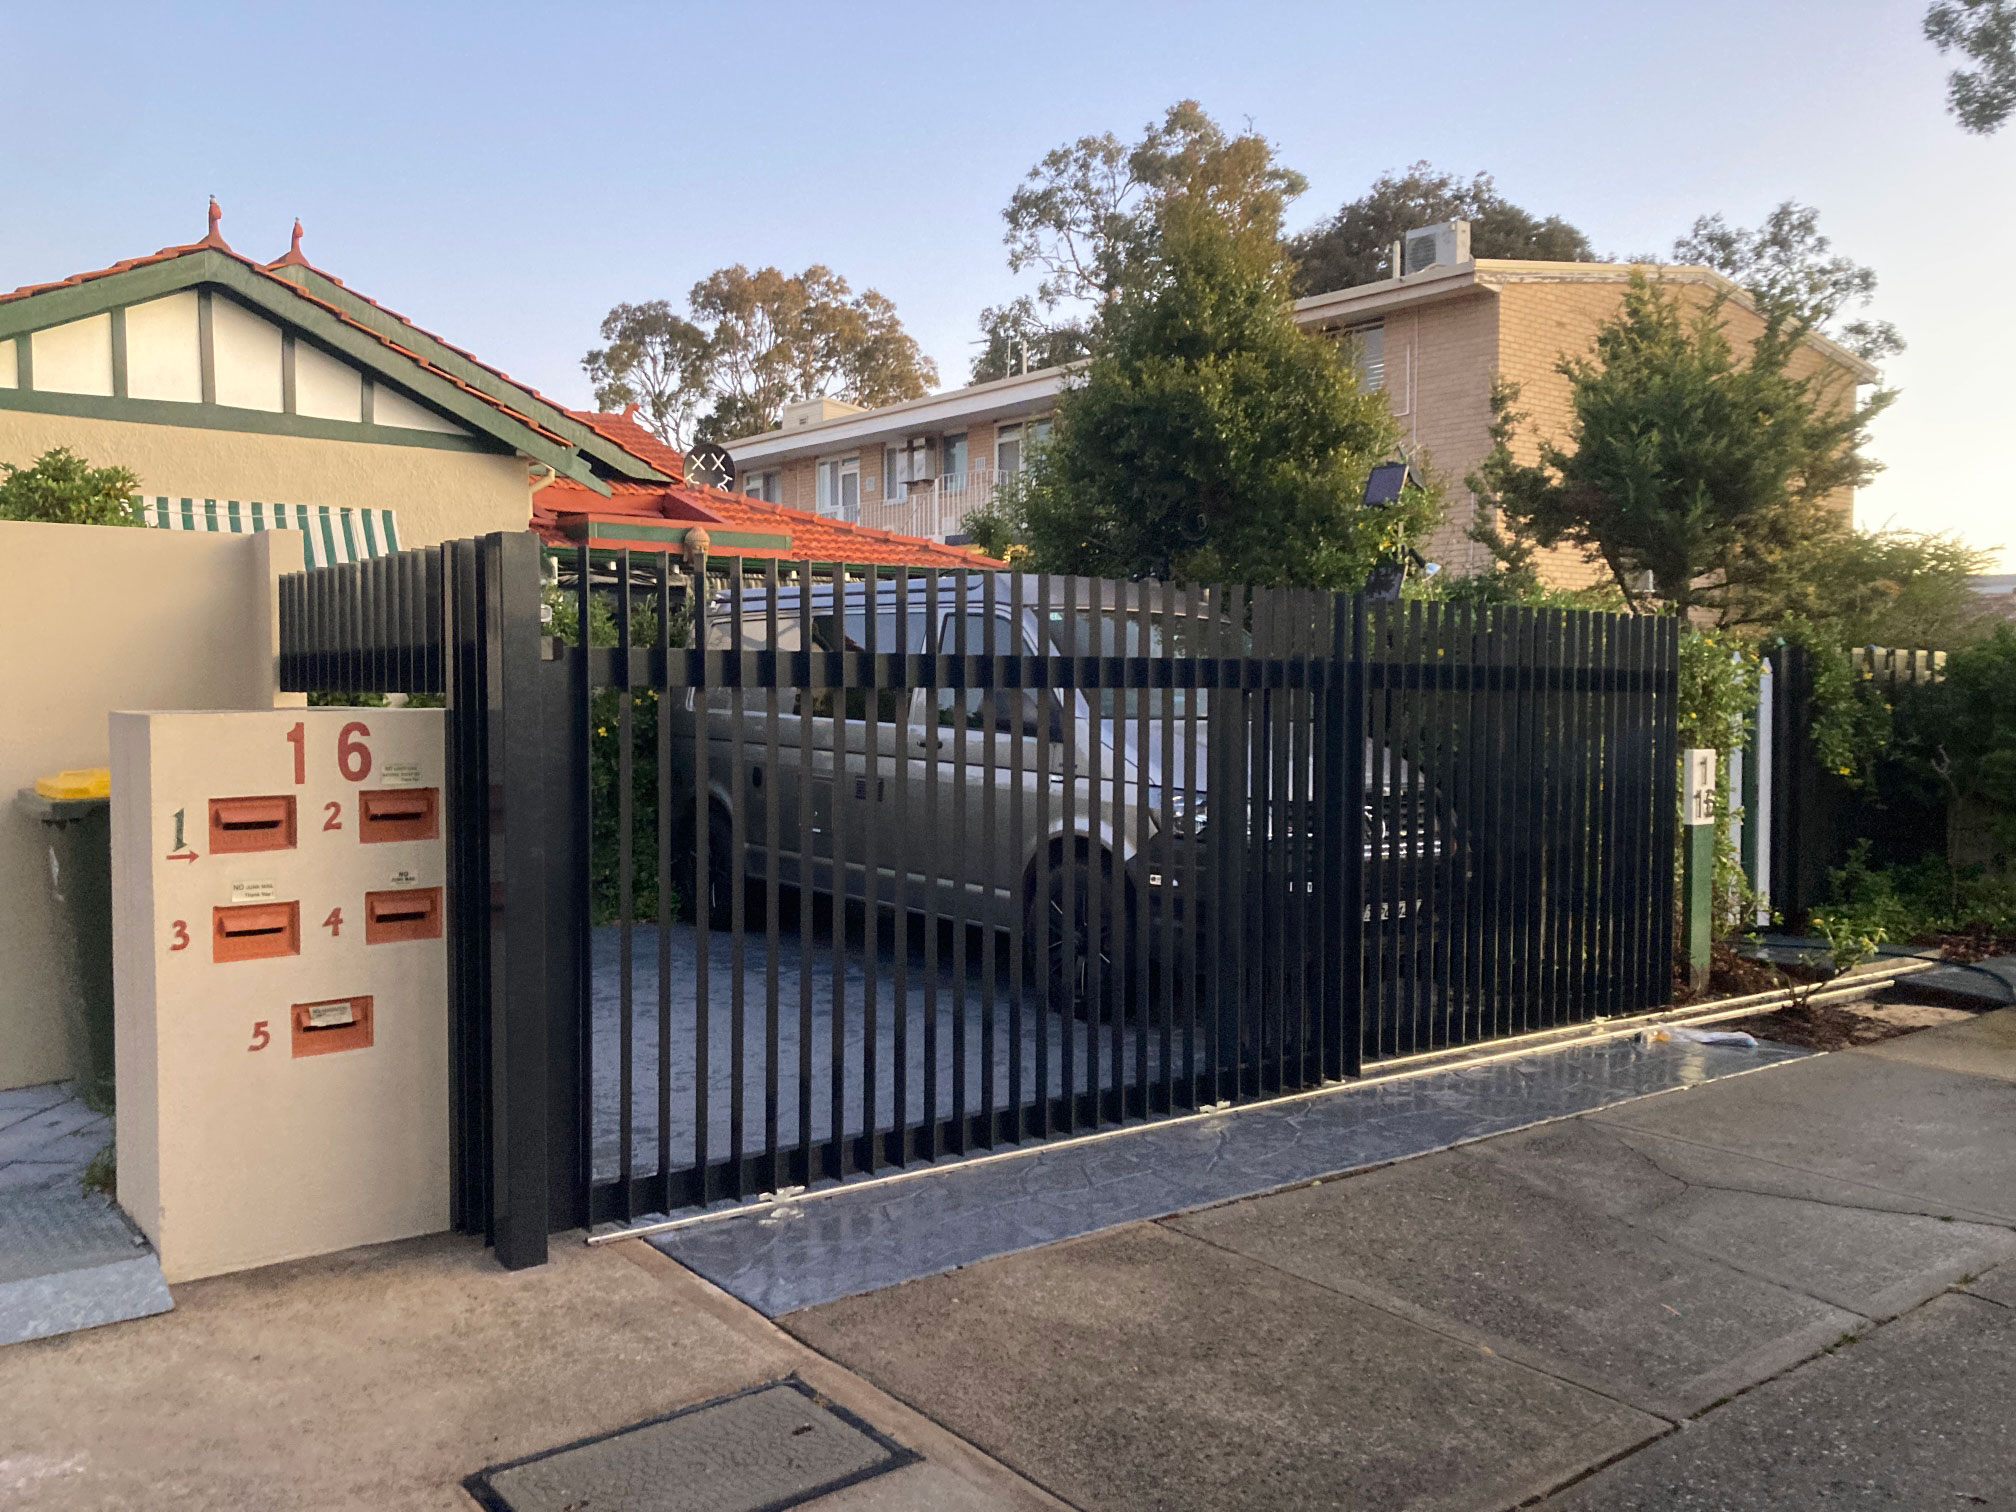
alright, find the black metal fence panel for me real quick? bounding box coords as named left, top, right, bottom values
left=557, top=550, right=1678, bottom=1226
left=277, top=539, right=1679, bottom=1242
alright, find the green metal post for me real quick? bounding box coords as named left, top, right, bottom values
left=1681, top=748, right=1716, bottom=994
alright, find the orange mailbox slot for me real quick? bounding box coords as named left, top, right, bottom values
left=364, top=887, right=443, bottom=944
left=358, top=788, right=438, bottom=844
left=208, top=795, right=297, bottom=853
left=290, top=995, right=374, bottom=1057
left=212, top=901, right=300, bottom=962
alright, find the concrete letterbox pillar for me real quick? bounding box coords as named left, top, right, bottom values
left=110, top=709, right=449, bottom=1283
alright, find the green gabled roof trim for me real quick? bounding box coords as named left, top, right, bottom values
left=270, top=264, right=671, bottom=484
left=0, top=385, right=505, bottom=453
left=560, top=517, right=794, bottom=551
left=0, top=249, right=611, bottom=496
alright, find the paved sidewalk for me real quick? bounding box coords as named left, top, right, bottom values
left=0, top=1230, right=1059, bottom=1510
left=2, top=1012, right=2008, bottom=1510
left=788, top=1009, right=2016, bottom=1511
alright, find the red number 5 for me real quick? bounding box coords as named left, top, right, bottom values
left=248, top=1021, right=271, bottom=1052
left=337, top=721, right=373, bottom=782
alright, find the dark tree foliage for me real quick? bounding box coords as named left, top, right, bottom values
left=1287, top=162, right=1595, bottom=295
left=970, top=297, right=1096, bottom=384
left=582, top=300, right=711, bottom=449
left=1674, top=201, right=1903, bottom=363
left=1925, top=0, right=2016, bottom=133
left=1012, top=152, right=1435, bottom=590
left=585, top=267, right=936, bottom=444
left=1467, top=275, right=1891, bottom=623
left=972, top=101, right=1306, bottom=382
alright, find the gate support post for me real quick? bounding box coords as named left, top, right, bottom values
left=1331, top=596, right=1366, bottom=1079
left=484, top=531, right=558, bottom=1269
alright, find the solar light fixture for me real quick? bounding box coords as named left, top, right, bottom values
left=1363, top=549, right=1440, bottom=603
left=1361, top=460, right=1413, bottom=507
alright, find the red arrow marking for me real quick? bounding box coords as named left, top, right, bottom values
left=164, top=850, right=199, bottom=864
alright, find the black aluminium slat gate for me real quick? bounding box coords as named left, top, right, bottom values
left=277, top=533, right=1678, bottom=1267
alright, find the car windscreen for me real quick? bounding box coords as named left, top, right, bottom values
left=1041, top=608, right=1220, bottom=718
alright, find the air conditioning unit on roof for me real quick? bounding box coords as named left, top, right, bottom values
left=1402, top=220, right=1471, bottom=277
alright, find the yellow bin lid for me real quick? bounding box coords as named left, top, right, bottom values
left=35, top=768, right=110, bottom=800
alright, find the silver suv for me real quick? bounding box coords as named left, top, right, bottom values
left=671, top=574, right=1443, bottom=1009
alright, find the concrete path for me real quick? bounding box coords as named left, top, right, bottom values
left=2, top=1011, right=2008, bottom=1509
left=0, top=1083, right=171, bottom=1346
left=0, top=1230, right=1060, bottom=1510
left=787, top=1008, right=2016, bottom=1511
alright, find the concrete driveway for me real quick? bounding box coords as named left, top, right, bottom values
left=786, top=1008, right=2016, bottom=1511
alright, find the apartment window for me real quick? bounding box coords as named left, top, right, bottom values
left=884, top=435, right=932, bottom=498
left=942, top=432, right=967, bottom=484
left=1347, top=323, right=1385, bottom=390
left=742, top=470, right=778, bottom=503
left=996, top=417, right=1052, bottom=475
left=816, top=456, right=860, bottom=521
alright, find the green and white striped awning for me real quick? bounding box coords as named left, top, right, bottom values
left=131, top=496, right=401, bottom=569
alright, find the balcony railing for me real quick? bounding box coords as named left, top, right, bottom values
left=853, top=469, right=1008, bottom=542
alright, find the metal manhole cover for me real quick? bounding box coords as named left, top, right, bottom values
left=463, top=1378, right=917, bottom=1512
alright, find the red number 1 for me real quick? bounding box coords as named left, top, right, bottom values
left=286, top=721, right=305, bottom=785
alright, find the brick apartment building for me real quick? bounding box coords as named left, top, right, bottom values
left=724, top=222, right=1878, bottom=587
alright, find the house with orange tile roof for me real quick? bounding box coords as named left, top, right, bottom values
left=0, top=205, right=992, bottom=572
left=531, top=408, right=998, bottom=571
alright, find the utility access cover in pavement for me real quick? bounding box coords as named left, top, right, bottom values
left=463, top=1378, right=916, bottom=1512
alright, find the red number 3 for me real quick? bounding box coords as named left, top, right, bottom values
left=169, top=920, right=189, bottom=951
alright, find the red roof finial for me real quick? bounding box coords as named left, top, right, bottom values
left=266, top=217, right=312, bottom=270
left=201, top=196, right=230, bottom=250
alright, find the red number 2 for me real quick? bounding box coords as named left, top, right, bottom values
left=337, top=721, right=373, bottom=783
left=248, top=1021, right=271, bottom=1052
left=286, top=721, right=305, bottom=785
left=324, top=800, right=342, bottom=832
left=323, top=907, right=343, bottom=937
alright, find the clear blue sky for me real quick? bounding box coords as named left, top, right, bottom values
left=4, top=1, right=2008, bottom=567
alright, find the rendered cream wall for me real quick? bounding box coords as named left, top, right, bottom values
left=0, top=409, right=534, bottom=547
left=210, top=296, right=285, bottom=413
left=123, top=293, right=203, bottom=403
left=31, top=313, right=114, bottom=396
left=0, top=520, right=302, bottom=1090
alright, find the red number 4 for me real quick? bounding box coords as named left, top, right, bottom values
left=323, top=907, right=343, bottom=937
